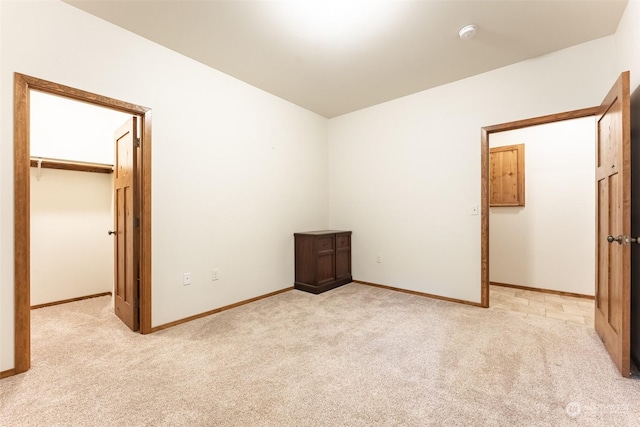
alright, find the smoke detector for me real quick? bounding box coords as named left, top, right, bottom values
left=459, top=24, right=478, bottom=40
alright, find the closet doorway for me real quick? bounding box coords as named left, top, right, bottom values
left=13, top=73, right=153, bottom=375
left=30, top=90, right=130, bottom=313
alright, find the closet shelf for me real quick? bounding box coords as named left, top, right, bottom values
left=30, top=157, right=114, bottom=174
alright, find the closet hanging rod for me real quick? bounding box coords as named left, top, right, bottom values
left=29, top=157, right=114, bottom=174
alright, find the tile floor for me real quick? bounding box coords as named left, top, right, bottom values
left=489, top=284, right=595, bottom=327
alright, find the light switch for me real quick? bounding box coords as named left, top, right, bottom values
left=471, top=205, right=479, bottom=215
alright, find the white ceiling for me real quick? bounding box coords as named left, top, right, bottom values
left=63, top=0, right=628, bottom=118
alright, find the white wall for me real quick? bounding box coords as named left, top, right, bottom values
left=488, top=118, right=595, bottom=296
left=0, top=0, right=5, bottom=374
left=30, top=168, right=114, bottom=305
left=1, top=1, right=328, bottom=372
left=328, top=38, right=618, bottom=303
left=615, top=0, right=640, bottom=92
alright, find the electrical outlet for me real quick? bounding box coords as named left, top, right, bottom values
left=183, top=272, right=192, bottom=286
left=211, top=269, right=220, bottom=281
left=376, top=255, right=382, bottom=263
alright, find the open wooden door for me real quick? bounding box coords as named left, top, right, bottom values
left=113, top=117, right=140, bottom=331
left=595, top=71, right=631, bottom=377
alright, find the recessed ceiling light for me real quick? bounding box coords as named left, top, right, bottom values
left=459, top=24, right=478, bottom=41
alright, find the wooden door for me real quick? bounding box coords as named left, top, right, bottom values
left=114, top=117, right=140, bottom=331
left=595, top=71, right=631, bottom=377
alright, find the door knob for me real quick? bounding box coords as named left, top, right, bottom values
left=607, top=235, right=640, bottom=245
left=108, top=230, right=116, bottom=236
left=624, top=236, right=640, bottom=245
left=607, top=235, right=623, bottom=244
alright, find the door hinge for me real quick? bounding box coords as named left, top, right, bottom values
left=134, top=217, right=140, bottom=228
left=135, top=137, right=141, bottom=148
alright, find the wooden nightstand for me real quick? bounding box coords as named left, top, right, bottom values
left=294, top=230, right=352, bottom=294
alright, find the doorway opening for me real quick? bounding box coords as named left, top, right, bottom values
left=13, top=73, right=153, bottom=376
left=29, top=90, right=131, bottom=312
left=479, top=107, right=599, bottom=308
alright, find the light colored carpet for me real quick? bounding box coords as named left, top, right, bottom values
left=1, top=283, right=639, bottom=426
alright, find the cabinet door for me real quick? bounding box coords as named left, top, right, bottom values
left=489, top=144, right=525, bottom=206
left=316, top=236, right=335, bottom=285
left=317, top=253, right=335, bottom=285
left=335, top=233, right=351, bottom=280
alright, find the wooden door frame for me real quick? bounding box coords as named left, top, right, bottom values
left=13, top=73, right=153, bottom=375
left=480, top=107, right=599, bottom=307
